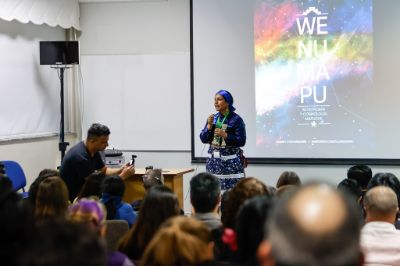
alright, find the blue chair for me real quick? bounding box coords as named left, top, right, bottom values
left=1, top=160, right=29, bottom=198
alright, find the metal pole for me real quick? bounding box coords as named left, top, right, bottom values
left=59, top=67, right=69, bottom=161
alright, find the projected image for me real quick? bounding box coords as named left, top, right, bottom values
left=255, top=0, right=373, bottom=155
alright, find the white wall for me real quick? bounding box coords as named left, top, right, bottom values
left=0, top=135, right=78, bottom=187
left=79, top=0, right=189, bottom=54
left=78, top=0, right=191, bottom=151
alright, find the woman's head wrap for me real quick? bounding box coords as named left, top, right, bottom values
left=216, top=90, right=236, bottom=112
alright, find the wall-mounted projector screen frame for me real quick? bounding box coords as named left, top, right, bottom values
left=190, top=0, right=400, bottom=165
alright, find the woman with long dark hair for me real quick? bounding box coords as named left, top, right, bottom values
left=118, top=185, right=180, bottom=261
left=35, top=176, right=69, bottom=222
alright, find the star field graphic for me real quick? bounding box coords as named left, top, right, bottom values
left=254, top=0, right=373, bottom=153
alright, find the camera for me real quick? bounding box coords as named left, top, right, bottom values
left=129, top=155, right=137, bottom=166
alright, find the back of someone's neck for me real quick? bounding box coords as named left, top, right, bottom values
left=365, top=214, right=397, bottom=225
left=192, top=206, right=220, bottom=215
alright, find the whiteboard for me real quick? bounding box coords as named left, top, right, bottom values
left=80, top=52, right=191, bottom=151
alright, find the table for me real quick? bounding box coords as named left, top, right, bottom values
left=123, top=168, right=194, bottom=208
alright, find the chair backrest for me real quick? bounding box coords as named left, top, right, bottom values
left=104, top=219, right=129, bottom=251
left=1, top=160, right=27, bottom=192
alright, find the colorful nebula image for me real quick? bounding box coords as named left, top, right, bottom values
left=254, top=0, right=373, bottom=151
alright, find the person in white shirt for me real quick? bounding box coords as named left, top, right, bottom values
left=361, top=186, right=400, bottom=266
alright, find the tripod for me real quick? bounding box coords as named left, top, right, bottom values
left=52, top=65, right=71, bottom=161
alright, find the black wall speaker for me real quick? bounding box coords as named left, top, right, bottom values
left=40, top=41, right=79, bottom=65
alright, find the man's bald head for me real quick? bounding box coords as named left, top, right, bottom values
left=289, top=184, right=347, bottom=235
left=265, top=183, right=362, bottom=266
left=364, top=186, right=398, bottom=223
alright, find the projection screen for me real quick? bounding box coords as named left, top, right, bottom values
left=191, top=0, right=400, bottom=164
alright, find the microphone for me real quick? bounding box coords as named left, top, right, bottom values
left=213, top=113, right=218, bottom=125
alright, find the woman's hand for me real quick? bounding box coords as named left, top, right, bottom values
left=207, top=114, right=214, bottom=129
left=214, top=128, right=227, bottom=139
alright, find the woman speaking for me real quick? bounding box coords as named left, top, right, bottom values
left=200, top=90, right=246, bottom=190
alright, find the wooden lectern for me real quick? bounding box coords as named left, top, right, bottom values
left=123, top=168, right=194, bottom=208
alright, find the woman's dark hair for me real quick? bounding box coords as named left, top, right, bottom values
left=0, top=175, right=13, bottom=194
left=221, top=177, right=270, bottom=229
left=76, top=171, right=105, bottom=200
left=101, top=176, right=125, bottom=220
left=276, top=171, right=301, bottom=188
left=220, top=188, right=231, bottom=215
left=0, top=188, right=35, bottom=266
left=337, top=178, right=362, bottom=200
left=28, top=169, right=59, bottom=207
left=347, top=164, right=372, bottom=189
left=35, top=176, right=69, bottom=222
left=235, top=195, right=274, bottom=266
left=18, top=220, right=106, bottom=266
left=141, top=216, right=213, bottom=266
left=118, top=185, right=180, bottom=260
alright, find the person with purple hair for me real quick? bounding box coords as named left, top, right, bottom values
left=69, top=198, right=135, bottom=266
left=200, top=90, right=246, bottom=190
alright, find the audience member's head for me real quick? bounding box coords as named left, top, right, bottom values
left=258, top=183, right=363, bottom=266
left=69, top=197, right=134, bottom=266
left=364, top=186, right=398, bottom=224
left=268, top=186, right=277, bottom=195
left=221, top=177, right=270, bottom=229
left=28, top=168, right=59, bottom=207
left=0, top=174, right=13, bottom=194
left=69, top=198, right=107, bottom=232
left=276, top=171, right=301, bottom=188
left=143, top=168, right=164, bottom=190
left=347, top=165, right=372, bottom=190
left=76, top=170, right=105, bottom=201
left=275, top=185, right=297, bottom=198
left=118, top=185, right=180, bottom=260
left=338, top=178, right=363, bottom=202
left=35, top=176, right=69, bottom=222
left=141, top=216, right=214, bottom=266
left=18, top=220, right=107, bottom=266
left=367, top=172, right=400, bottom=206
left=235, top=195, right=274, bottom=266
left=190, top=172, right=221, bottom=213
left=0, top=188, right=34, bottom=266
left=0, top=161, right=5, bottom=175
left=220, top=188, right=231, bottom=215
left=101, top=175, right=125, bottom=220
left=87, top=123, right=111, bottom=139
